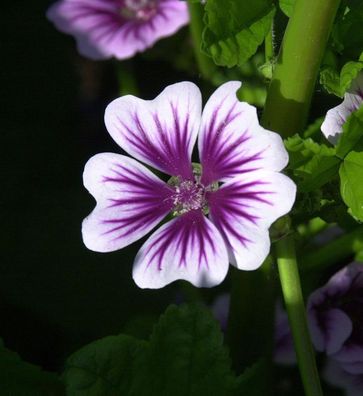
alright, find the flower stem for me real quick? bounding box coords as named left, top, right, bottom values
left=275, top=236, right=322, bottom=396
left=262, top=1, right=341, bottom=395
left=262, top=0, right=341, bottom=137
left=116, top=60, right=139, bottom=96
left=187, top=1, right=216, bottom=81
left=264, top=22, right=274, bottom=63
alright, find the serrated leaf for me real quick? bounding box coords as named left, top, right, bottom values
left=285, top=135, right=341, bottom=192
left=339, top=151, right=363, bottom=221
left=320, top=66, right=342, bottom=97
left=279, top=0, right=295, bottom=17
left=64, top=334, right=147, bottom=396
left=0, top=339, right=63, bottom=396
left=340, top=58, right=363, bottom=93
left=336, top=106, right=363, bottom=159
left=202, top=0, right=275, bottom=67
left=145, top=304, right=235, bottom=396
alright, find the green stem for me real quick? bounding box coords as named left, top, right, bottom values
left=187, top=1, right=216, bottom=81
left=262, top=0, right=341, bottom=137
left=262, top=1, right=341, bottom=395
left=301, top=226, right=363, bottom=273
left=116, top=61, right=138, bottom=96
left=264, top=23, right=274, bottom=63
left=276, top=236, right=322, bottom=396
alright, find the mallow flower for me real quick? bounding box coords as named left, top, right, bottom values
left=82, top=81, right=296, bottom=288
left=321, top=72, right=363, bottom=144
left=46, top=0, right=189, bottom=60
left=308, top=263, right=363, bottom=375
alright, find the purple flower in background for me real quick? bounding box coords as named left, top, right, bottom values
left=274, top=301, right=296, bottom=365
left=308, top=263, right=363, bottom=375
left=321, top=72, right=363, bottom=144
left=82, top=81, right=296, bottom=288
left=47, top=0, right=189, bottom=60
left=324, top=359, right=363, bottom=396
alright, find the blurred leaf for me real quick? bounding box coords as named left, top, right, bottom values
left=336, top=106, right=363, bottom=158
left=279, top=0, right=295, bottom=17
left=63, top=304, right=238, bottom=396
left=64, top=335, right=146, bottom=396
left=339, top=151, right=363, bottom=221
left=331, top=3, right=363, bottom=60
left=202, top=0, right=275, bottom=67
left=235, top=360, right=268, bottom=396
left=122, top=314, right=157, bottom=340
left=145, top=304, right=236, bottom=396
left=0, top=339, right=64, bottom=396
left=340, top=57, right=363, bottom=93
left=303, top=117, right=324, bottom=138
left=285, top=135, right=341, bottom=192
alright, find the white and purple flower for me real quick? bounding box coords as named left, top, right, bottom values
left=308, top=263, right=363, bottom=376
left=82, top=81, right=296, bottom=288
left=321, top=72, right=363, bottom=144
left=47, top=0, right=189, bottom=60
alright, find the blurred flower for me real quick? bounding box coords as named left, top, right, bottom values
left=308, top=263, right=363, bottom=374
left=82, top=81, right=296, bottom=288
left=321, top=72, right=363, bottom=144
left=211, top=293, right=230, bottom=332
left=324, top=358, right=363, bottom=396
left=47, top=0, right=189, bottom=60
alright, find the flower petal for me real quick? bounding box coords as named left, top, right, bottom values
left=47, top=0, right=189, bottom=60
left=321, top=73, right=363, bottom=144
left=324, top=359, right=363, bottom=396
left=82, top=153, right=174, bottom=252
left=132, top=210, right=229, bottom=289
left=333, top=344, right=363, bottom=374
left=207, top=170, right=296, bottom=270
left=307, top=307, right=353, bottom=355
left=198, top=81, right=288, bottom=185
left=105, top=82, right=202, bottom=179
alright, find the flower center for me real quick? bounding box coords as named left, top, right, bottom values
left=121, top=0, right=158, bottom=21
left=168, top=164, right=218, bottom=216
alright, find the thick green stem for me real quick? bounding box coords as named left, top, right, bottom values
left=262, top=0, right=341, bottom=137
left=262, top=1, right=341, bottom=395
left=276, top=237, right=322, bottom=396
left=187, top=1, right=216, bottom=81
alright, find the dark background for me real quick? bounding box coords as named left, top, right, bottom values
left=1, top=0, right=213, bottom=371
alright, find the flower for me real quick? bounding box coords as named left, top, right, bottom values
left=274, top=301, right=296, bottom=365
left=82, top=81, right=296, bottom=288
left=324, top=358, right=363, bottom=396
left=46, top=0, right=189, bottom=60
left=308, top=263, right=363, bottom=374
left=321, top=72, right=363, bottom=144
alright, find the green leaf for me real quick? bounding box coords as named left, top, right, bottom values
left=336, top=106, right=363, bottom=159
left=279, top=0, right=295, bottom=17
left=320, top=66, right=342, bottom=97
left=0, top=339, right=64, bottom=395
left=63, top=304, right=237, bottom=396
left=340, top=58, right=363, bottom=93
left=63, top=334, right=147, bottom=396
left=202, top=0, right=275, bottom=67
left=285, top=135, right=341, bottom=192
left=339, top=151, right=363, bottom=221
left=145, top=304, right=235, bottom=396
left=235, top=360, right=268, bottom=396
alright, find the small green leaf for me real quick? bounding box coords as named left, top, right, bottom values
left=340, top=58, right=363, bottom=93
left=339, top=151, right=363, bottom=221
left=202, top=0, right=275, bottom=67
left=64, top=335, right=147, bottom=396
left=336, top=106, right=363, bottom=159
left=320, top=66, right=342, bottom=97
left=285, top=135, right=341, bottom=192
left=0, top=339, right=63, bottom=395
left=279, top=0, right=295, bottom=17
